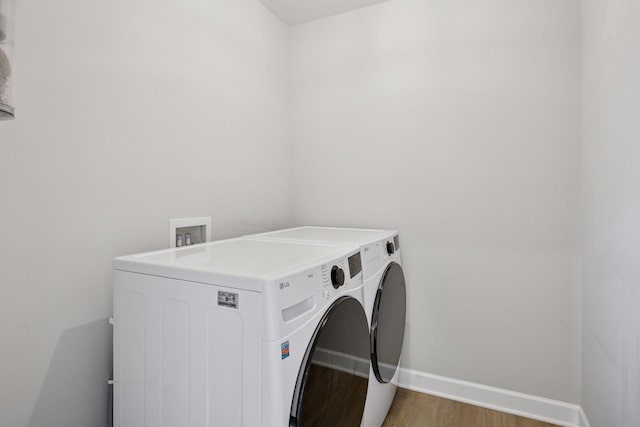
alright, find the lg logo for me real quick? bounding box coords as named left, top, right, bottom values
left=279, top=282, right=290, bottom=290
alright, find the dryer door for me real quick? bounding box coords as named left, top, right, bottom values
left=371, top=262, right=407, bottom=383
left=290, top=297, right=370, bottom=427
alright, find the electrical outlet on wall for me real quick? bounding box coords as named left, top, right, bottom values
left=169, top=217, right=212, bottom=248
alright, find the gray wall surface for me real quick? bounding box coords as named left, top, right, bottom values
left=581, top=0, right=640, bottom=425
left=7, top=0, right=625, bottom=425
left=0, top=0, right=291, bottom=425
left=290, top=0, right=581, bottom=403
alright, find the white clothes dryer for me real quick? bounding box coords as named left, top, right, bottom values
left=249, top=227, right=407, bottom=427
left=113, top=237, right=371, bottom=427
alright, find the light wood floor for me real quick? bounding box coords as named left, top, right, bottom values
left=382, top=389, right=560, bottom=427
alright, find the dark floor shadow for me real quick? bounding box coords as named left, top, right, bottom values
left=28, top=319, right=112, bottom=427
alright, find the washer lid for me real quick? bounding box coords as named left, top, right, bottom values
left=113, top=237, right=358, bottom=292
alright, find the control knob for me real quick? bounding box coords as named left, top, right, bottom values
left=386, top=241, right=395, bottom=255
left=331, top=266, right=345, bottom=289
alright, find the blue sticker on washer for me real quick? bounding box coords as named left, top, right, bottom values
left=281, top=341, right=290, bottom=360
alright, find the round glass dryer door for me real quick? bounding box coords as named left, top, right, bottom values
left=371, top=262, right=407, bottom=383
left=290, top=297, right=370, bottom=427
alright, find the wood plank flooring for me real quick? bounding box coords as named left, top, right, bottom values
left=298, top=364, right=368, bottom=426
left=382, top=389, right=560, bottom=427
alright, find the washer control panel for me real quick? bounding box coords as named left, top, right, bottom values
left=264, top=247, right=364, bottom=340
left=318, top=252, right=363, bottom=301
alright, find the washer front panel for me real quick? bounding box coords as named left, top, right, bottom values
left=290, top=297, right=370, bottom=427
left=371, top=262, right=407, bottom=383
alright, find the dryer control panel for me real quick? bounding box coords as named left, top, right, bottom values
left=360, top=234, right=401, bottom=280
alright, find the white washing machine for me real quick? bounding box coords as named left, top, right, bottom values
left=113, top=237, right=372, bottom=427
left=249, top=227, right=407, bottom=427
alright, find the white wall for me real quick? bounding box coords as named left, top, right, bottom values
left=581, top=0, right=640, bottom=425
left=0, top=0, right=290, bottom=426
left=0, top=0, right=594, bottom=423
left=290, top=0, right=581, bottom=402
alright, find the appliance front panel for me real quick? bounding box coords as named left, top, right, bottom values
left=290, top=297, right=371, bottom=427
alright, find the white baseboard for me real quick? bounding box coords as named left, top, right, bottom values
left=578, top=408, right=592, bottom=427
left=398, top=368, right=583, bottom=427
